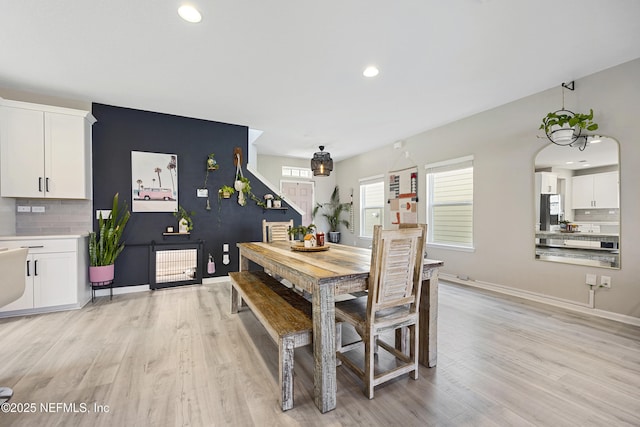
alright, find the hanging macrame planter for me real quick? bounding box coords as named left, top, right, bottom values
left=234, top=153, right=247, bottom=206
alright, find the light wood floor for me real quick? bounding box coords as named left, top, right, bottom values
left=1, top=281, right=639, bottom=426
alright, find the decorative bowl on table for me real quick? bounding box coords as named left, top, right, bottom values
left=290, top=242, right=330, bottom=252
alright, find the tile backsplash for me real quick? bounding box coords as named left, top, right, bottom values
left=15, top=199, right=92, bottom=235
left=574, top=208, right=619, bottom=223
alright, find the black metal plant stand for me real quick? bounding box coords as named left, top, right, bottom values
left=91, top=280, right=114, bottom=303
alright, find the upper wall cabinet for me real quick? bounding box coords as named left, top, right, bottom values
left=572, top=172, right=619, bottom=209
left=535, top=172, right=558, bottom=194
left=0, top=98, right=96, bottom=199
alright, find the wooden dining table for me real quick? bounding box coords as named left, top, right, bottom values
left=236, top=241, right=443, bottom=413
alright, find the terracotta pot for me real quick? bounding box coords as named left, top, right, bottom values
left=89, top=264, right=114, bottom=284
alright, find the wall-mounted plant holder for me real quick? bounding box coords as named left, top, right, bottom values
left=207, top=153, right=219, bottom=171
left=233, top=147, right=242, bottom=167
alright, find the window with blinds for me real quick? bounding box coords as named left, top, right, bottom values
left=425, top=156, right=474, bottom=248
left=282, top=166, right=313, bottom=179
left=360, top=177, right=384, bottom=238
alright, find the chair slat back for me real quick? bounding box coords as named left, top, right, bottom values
left=262, top=219, right=294, bottom=243
left=367, top=224, right=427, bottom=317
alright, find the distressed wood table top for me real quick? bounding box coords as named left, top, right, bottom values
left=237, top=241, right=372, bottom=295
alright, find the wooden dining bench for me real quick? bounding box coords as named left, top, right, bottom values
left=229, top=270, right=312, bottom=411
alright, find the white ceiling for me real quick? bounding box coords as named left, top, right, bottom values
left=2, top=1, right=639, bottom=162
left=535, top=137, right=619, bottom=170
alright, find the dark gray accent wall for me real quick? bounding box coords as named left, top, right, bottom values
left=92, top=103, right=300, bottom=287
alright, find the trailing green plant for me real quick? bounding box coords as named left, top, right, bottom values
left=312, top=186, right=350, bottom=232
left=236, top=175, right=251, bottom=194
left=539, top=109, right=598, bottom=134
left=250, top=193, right=267, bottom=208
left=89, top=193, right=130, bottom=267
left=174, top=205, right=195, bottom=231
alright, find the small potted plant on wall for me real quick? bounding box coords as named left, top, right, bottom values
left=174, top=205, right=195, bottom=233
left=89, top=193, right=130, bottom=283
left=218, top=185, right=235, bottom=199
left=234, top=175, right=251, bottom=206
left=313, top=185, right=350, bottom=243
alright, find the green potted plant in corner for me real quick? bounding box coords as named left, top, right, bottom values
left=313, top=185, right=350, bottom=243
left=89, top=193, right=130, bottom=283
left=539, top=109, right=598, bottom=143
left=174, top=205, right=195, bottom=233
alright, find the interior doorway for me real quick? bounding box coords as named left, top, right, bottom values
left=281, top=180, right=314, bottom=225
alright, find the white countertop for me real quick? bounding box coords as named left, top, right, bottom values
left=0, top=234, right=88, bottom=240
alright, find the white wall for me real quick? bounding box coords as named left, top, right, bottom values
left=332, top=58, right=640, bottom=319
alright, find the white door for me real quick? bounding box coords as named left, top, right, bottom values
left=281, top=181, right=314, bottom=225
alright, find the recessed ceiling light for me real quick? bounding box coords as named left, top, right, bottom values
left=565, top=161, right=574, bottom=165
left=178, top=5, right=202, bottom=23
left=363, top=66, right=379, bottom=78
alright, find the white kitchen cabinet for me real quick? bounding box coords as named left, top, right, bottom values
left=0, top=236, right=90, bottom=316
left=535, top=172, right=558, bottom=194
left=572, top=172, right=619, bottom=209
left=0, top=98, right=96, bottom=199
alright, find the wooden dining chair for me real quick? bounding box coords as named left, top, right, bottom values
left=261, top=219, right=297, bottom=290
left=262, top=219, right=294, bottom=243
left=335, top=224, right=427, bottom=399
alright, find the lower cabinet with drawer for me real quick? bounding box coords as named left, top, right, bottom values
left=0, top=236, right=90, bottom=316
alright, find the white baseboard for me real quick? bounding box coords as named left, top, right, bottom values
left=440, top=273, right=640, bottom=327
left=92, top=277, right=230, bottom=298
left=203, top=276, right=230, bottom=285
left=93, top=284, right=150, bottom=298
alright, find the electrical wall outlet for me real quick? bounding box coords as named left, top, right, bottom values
left=96, top=209, right=112, bottom=219
left=32, top=206, right=45, bottom=213
left=586, top=274, right=597, bottom=286
left=17, top=206, right=31, bottom=212
left=600, top=276, right=612, bottom=288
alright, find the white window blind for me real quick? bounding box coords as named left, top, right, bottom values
left=426, top=156, right=474, bottom=248
left=359, top=176, right=384, bottom=238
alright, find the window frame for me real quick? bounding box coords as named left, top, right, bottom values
left=359, top=175, right=385, bottom=239
left=425, top=156, right=475, bottom=251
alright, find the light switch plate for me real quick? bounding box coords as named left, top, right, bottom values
left=197, top=188, right=208, bottom=198
left=96, top=209, right=112, bottom=219
left=32, top=206, right=45, bottom=213
left=223, top=243, right=229, bottom=252
left=17, top=206, right=31, bottom=213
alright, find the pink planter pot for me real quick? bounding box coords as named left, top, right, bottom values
left=89, top=264, right=114, bottom=284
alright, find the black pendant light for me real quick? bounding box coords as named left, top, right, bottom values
left=311, top=146, right=333, bottom=177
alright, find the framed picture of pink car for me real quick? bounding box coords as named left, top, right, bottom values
left=131, top=151, right=178, bottom=212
